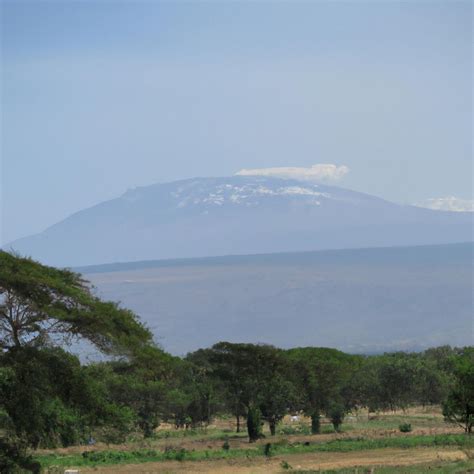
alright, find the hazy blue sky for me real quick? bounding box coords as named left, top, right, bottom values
left=1, top=0, right=472, bottom=244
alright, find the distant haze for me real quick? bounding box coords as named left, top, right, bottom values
left=83, top=243, right=474, bottom=355
left=1, top=1, right=472, bottom=244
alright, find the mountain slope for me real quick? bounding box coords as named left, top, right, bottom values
left=7, top=176, right=473, bottom=266
left=82, top=243, right=474, bottom=355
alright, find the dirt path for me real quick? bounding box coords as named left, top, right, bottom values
left=77, top=447, right=469, bottom=473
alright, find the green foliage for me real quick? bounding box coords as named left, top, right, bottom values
left=36, top=434, right=473, bottom=469
left=279, top=423, right=312, bottom=436
left=94, top=348, right=175, bottom=438
left=327, top=401, right=345, bottom=432
left=263, top=442, right=272, bottom=457
left=399, top=422, right=412, bottom=432
left=0, top=439, right=41, bottom=474
left=199, top=342, right=297, bottom=440
left=0, top=252, right=159, bottom=452
left=1, top=347, right=86, bottom=448
left=0, top=251, right=153, bottom=355
left=0, top=346, right=134, bottom=449
left=348, top=349, right=453, bottom=414
left=286, top=347, right=357, bottom=433
left=442, top=347, right=474, bottom=433
left=247, top=406, right=263, bottom=443
left=310, top=411, right=321, bottom=434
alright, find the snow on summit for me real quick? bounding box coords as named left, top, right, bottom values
left=169, top=180, right=331, bottom=208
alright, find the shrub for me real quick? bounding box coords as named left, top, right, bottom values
left=163, top=446, right=187, bottom=461
left=222, top=439, right=230, bottom=451
left=263, top=442, right=272, bottom=457
left=399, top=423, right=412, bottom=433
left=0, top=439, right=41, bottom=474
left=279, top=423, right=311, bottom=436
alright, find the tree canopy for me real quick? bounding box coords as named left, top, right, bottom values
left=0, top=251, right=153, bottom=355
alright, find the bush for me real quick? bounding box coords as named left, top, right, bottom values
left=263, top=442, right=272, bottom=457
left=163, top=446, right=187, bottom=461
left=279, top=423, right=311, bottom=436
left=0, top=439, right=40, bottom=473
left=399, top=423, right=412, bottom=433
left=222, top=439, right=230, bottom=451
left=82, top=450, right=134, bottom=463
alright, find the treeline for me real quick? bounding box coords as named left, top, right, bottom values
left=0, top=251, right=472, bottom=472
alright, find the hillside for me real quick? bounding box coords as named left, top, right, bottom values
left=6, top=176, right=473, bottom=267
left=82, top=242, right=474, bottom=355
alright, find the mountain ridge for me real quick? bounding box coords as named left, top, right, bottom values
left=75, top=241, right=473, bottom=274
left=6, top=175, right=473, bottom=266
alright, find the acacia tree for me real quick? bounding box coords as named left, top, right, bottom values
left=203, top=342, right=292, bottom=442
left=0, top=252, right=155, bottom=469
left=286, top=347, right=357, bottom=434
left=0, top=251, right=152, bottom=354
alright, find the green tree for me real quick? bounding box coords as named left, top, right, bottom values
left=0, top=347, right=133, bottom=449
left=0, top=251, right=152, bottom=355
left=98, top=346, right=177, bottom=437
left=286, top=348, right=357, bottom=434
left=180, top=354, right=223, bottom=429
left=260, top=374, right=296, bottom=436
left=203, top=342, right=292, bottom=441
left=354, top=353, right=420, bottom=413
left=442, top=348, right=474, bottom=434
left=0, top=252, right=155, bottom=466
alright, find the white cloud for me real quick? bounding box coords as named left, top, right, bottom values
left=235, top=164, right=349, bottom=182
left=414, top=196, right=474, bottom=213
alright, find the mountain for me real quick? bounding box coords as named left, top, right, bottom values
left=81, top=243, right=474, bottom=355
left=6, top=176, right=473, bottom=267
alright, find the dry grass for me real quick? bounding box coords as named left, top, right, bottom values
left=75, top=447, right=470, bottom=473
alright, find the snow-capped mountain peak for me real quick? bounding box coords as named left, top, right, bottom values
left=5, top=175, right=472, bottom=267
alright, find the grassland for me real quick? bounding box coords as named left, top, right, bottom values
left=37, top=407, right=473, bottom=473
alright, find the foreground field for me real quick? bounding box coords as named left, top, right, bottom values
left=71, top=448, right=472, bottom=473
left=38, top=408, right=473, bottom=473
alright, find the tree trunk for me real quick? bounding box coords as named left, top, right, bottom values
left=236, top=414, right=240, bottom=433
left=247, top=406, right=262, bottom=443
left=269, top=419, right=276, bottom=436
left=311, top=411, right=321, bottom=434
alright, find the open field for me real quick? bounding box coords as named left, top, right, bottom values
left=66, top=448, right=473, bottom=473
left=37, top=407, right=473, bottom=473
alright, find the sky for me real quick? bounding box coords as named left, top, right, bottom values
left=1, top=0, right=472, bottom=244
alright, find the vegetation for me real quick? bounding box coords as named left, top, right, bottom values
left=0, top=252, right=472, bottom=472
left=35, top=434, right=474, bottom=468
left=442, top=347, right=474, bottom=433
